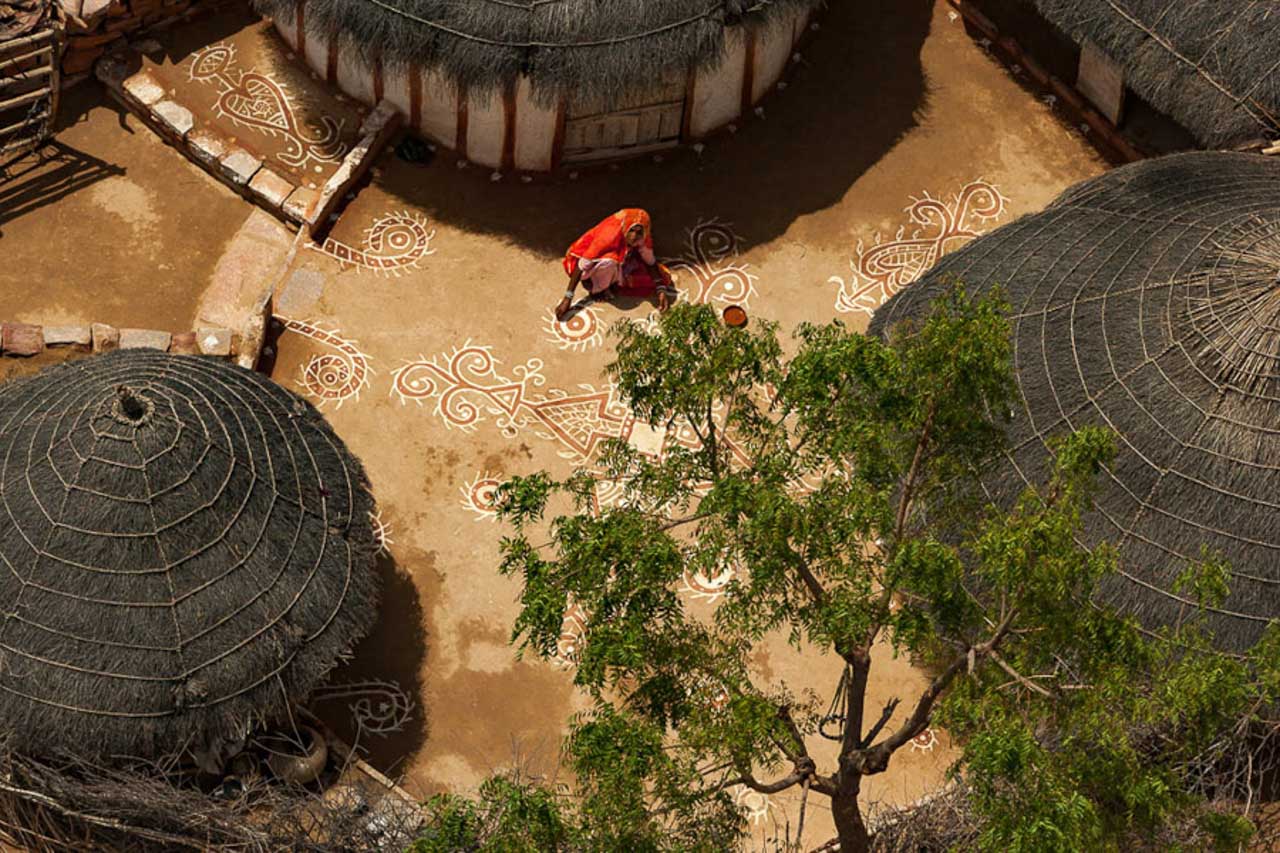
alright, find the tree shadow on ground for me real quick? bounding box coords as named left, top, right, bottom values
left=372, top=0, right=934, bottom=257
left=310, top=549, right=429, bottom=780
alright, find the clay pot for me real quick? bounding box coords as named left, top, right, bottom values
left=259, top=725, right=328, bottom=785
left=722, top=305, right=748, bottom=328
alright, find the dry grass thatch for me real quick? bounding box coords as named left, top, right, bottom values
left=870, top=151, right=1280, bottom=653
left=0, top=350, right=380, bottom=760
left=0, top=745, right=425, bottom=851
left=1027, top=0, right=1280, bottom=149
left=249, top=0, right=823, bottom=106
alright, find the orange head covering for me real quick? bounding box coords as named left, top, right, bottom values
left=563, top=208, right=654, bottom=276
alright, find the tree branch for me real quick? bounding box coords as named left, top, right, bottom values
left=859, top=697, right=901, bottom=749
left=852, top=608, right=1018, bottom=775
left=893, top=401, right=937, bottom=544
left=658, top=512, right=711, bottom=532
left=989, top=649, right=1054, bottom=698
left=866, top=401, right=938, bottom=647
left=777, top=705, right=810, bottom=760
left=793, top=558, right=827, bottom=606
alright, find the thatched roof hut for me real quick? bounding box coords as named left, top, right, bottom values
left=0, top=350, right=379, bottom=758
left=870, top=151, right=1280, bottom=652
left=256, top=0, right=817, bottom=103
left=256, top=0, right=822, bottom=170
left=1025, top=0, right=1280, bottom=149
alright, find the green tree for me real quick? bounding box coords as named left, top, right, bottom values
left=493, top=293, right=1280, bottom=851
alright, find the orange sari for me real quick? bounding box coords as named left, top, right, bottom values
left=563, top=209, right=673, bottom=296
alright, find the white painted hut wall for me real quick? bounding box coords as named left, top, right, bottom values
left=336, top=51, right=375, bottom=105
left=302, top=24, right=328, bottom=85
left=514, top=78, right=557, bottom=171
left=273, top=0, right=810, bottom=170
left=689, top=32, right=746, bottom=138
left=382, top=62, right=412, bottom=129
left=465, top=89, right=505, bottom=168
left=753, top=17, right=792, bottom=104
left=275, top=9, right=298, bottom=49
left=418, top=70, right=458, bottom=150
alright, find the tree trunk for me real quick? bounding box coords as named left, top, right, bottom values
left=831, top=771, right=870, bottom=853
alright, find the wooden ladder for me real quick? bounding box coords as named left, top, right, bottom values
left=0, top=25, right=60, bottom=166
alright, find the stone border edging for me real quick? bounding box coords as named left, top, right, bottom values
left=308, top=99, right=401, bottom=239
left=95, top=48, right=318, bottom=226
left=93, top=47, right=402, bottom=235
left=0, top=322, right=238, bottom=359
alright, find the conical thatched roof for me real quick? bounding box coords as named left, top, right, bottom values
left=250, top=0, right=822, bottom=106
left=870, top=152, right=1280, bottom=652
left=1026, top=0, right=1280, bottom=150
left=0, top=350, right=379, bottom=758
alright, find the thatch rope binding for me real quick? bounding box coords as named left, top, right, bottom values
left=0, top=349, right=380, bottom=759
left=870, top=151, right=1280, bottom=652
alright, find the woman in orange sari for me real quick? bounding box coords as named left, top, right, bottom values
left=555, top=208, right=677, bottom=320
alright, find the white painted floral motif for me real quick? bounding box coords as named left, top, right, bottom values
left=542, top=304, right=603, bottom=352
left=830, top=180, right=1007, bottom=316
left=315, top=211, right=437, bottom=275
left=188, top=42, right=347, bottom=169
left=460, top=472, right=503, bottom=522
left=370, top=510, right=394, bottom=555
left=277, top=317, right=373, bottom=409
left=390, top=343, right=632, bottom=462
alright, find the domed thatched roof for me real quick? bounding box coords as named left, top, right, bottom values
left=870, top=152, right=1280, bottom=652
left=1026, top=0, right=1279, bottom=150
left=0, top=350, right=379, bottom=758
left=250, top=0, right=822, bottom=106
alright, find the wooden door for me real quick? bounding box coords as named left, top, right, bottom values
left=562, top=73, right=686, bottom=164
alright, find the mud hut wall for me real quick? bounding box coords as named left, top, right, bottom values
left=296, top=9, right=326, bottom=86
left=335, top=42, right=373, bottom=104
left=514, top=75, right=557, bottom=172
left=270, top=0, right=808, bottom=171
left=751, top=13, right=794, bottom=105
left=688, top=28, right=747, bottom=138
left=414, top=67, right=457, bottom=150
left=464, top=85, right=506, bottom=168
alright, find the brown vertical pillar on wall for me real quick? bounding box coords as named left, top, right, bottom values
left=550, top=97, right=567, bottom=171
left=408, top=64, right=422, bottom=130
left=326, top=32, right=339, bottom=85
left=373, top=55, right=384, bottom=103
left=740, top=26, right=757, bottom=116
left=681, top=67, right=697, bottom=141
left=295, top=2, right=306, bottom=57
left=456, top=85, right=470, bottom=160
left=501, top=79, right=517, bottom=171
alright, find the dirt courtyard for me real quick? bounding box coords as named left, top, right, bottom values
left=0, top=86, right=253, bottom=330
left=1, top=0, right=1109, bottom=847
left=262, top=0, right=1106, bottom=845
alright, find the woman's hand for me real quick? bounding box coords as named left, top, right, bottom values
left=555, top=296, right=574, bottom=320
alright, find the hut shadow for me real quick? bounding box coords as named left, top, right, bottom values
left=147, top=1, right=263, bottom=66
left=309, top=550, right=429, bottom=779
left=371, top=0, right=934, bottom=257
